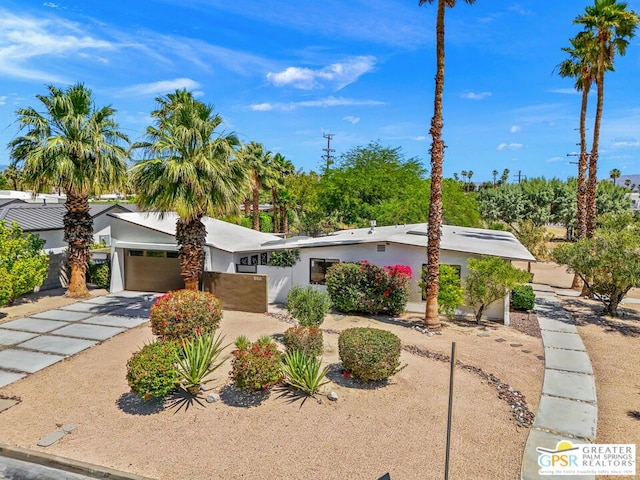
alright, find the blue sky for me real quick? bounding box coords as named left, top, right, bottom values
left=0, top=0, right=639, bottom=182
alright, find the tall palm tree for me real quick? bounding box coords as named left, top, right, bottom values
left=576, top=0, right=639, bottom=237
left=267, top=153, right=295, bottom=233
left=9, top=83, right=129, bottom=297
left=419, top=0, right=476, bottom=329
left=609, top=168, right=621, bottom=185
left=558, top=30, right=599, bottom=241
left=131, top=89, right=244, bottom=290
left=3, top=164, right=23, bottom=190
left=239, top=141, right=272, bottom=231
left=492, top=169, right=498, bottom=186
left=625, top=178, right=632, bottom=189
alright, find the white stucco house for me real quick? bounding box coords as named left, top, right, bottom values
left=109, top=212, right=535, bottom=321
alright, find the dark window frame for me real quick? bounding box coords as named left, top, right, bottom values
left=310, top=258, right=339, bottom=285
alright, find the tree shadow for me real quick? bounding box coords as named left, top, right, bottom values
left=165, top=389, right=205, bottom=413
left=271, top=384, right=318, bottom=407
left=219, top=383, right=270, bottom=408
left=325, top=363, right=391, bottom=390
left=627, top=411, right=640, bottom=420
left=116, top=392, right=164, bottom=416
left=561, top=298, right=640, bottom=338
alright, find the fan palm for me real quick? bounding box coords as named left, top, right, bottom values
left=558, top=30, right=599, bottom=240
left=575, top=0, right=639, bottom=237
left=267, top=153, right=295, bottom=233
left=239, top=141, right=273, bottom=231
left=419, top=0, right=476, bottom=329
left=9, top=83, right=129, bottom=297
left=609, top=168, right=621, bottom=185
left=131, top=89, right=244, bottom=290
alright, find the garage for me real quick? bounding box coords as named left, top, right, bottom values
left=124, top=249, right=184, bottom=292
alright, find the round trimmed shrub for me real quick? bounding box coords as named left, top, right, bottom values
left=283, top=325, right=324, bottom=357
left=286, top=286, right=330, bottom=326
left=512, top=285, right=535, bottom=311
left=126, top=341, right=179, bottom=401
left=230, top=336, right=283, bottom=391
left=88, top=262, right=110, bottom=289
left=150, top=289, right=222, bottom=341
left=338, top=327, right=401, bottom=381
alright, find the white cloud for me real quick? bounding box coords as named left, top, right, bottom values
left=0, top=10, right=118, bottom=82
left=119, top=78, right=200, bottom=96
left=250, top=103, right=273, bottom=112
left=267, top=56, right=376, bottom=90
left=510, top=125, right=521, bottom=133
left=43, top=2, right=59, bottom=8
left=0, top=96, right=7, bottom=105
left=546, top=157, right=564, bottom=163
left=251, top=96, right=385, bottom=112
left=611, top=138, right=640, bottom=148
left=414, top=136, right=429, bottom=141
left=548, top=88, right=580, bottom=95
left=460, top=91, right=491, bottom=100
left=343, top=115, right=360, bottom=124
left=497, top=142, right=523, bottom=151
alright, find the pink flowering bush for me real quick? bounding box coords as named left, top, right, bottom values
left=150, top=289, right=222, bottom=341
left=230, top=336, right=283, bottom=391
left=326, top=262, right=412, bottom=316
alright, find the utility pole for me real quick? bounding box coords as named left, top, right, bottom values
left=321, top=133, right=335, bottom=173
left=516, top=170, right=527, bottom=184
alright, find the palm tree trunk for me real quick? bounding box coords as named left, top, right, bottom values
left=272, top=187, right=279, bottom=233
left=576, top=83, right=590, bottom=240
left=63, top=192, right=93, bottom=298
left=252, top=169, right=260, bottom=231
left=244, top=197, right=250, bottom=215
left=281, top=205, right=288, bottom=235
left=424, top=0, right=446, bottom=330
left=176, top=217, right=206, bottom=290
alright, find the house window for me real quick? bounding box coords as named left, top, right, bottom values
left=310, top=258, right=339, bottom=285
left=166, top=251, right=179, bottom=258
left=146, top=250, right=165, bottom=258
left=236, top=264, right=257, bottom=273
left=128, top=250, right=143, bottom=257
left=377, top=244, right=386, bottom=252
left=421, top=264, right=461, bottom=300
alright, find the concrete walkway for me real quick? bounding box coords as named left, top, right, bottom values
left=0, top=292, right=158, bottom=389
left=521, top=285, right=597, bottom=480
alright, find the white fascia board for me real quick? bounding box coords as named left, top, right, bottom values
left=112, top=240, right=178, bottom=251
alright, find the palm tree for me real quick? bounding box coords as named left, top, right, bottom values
left=575, top=0, right=639, bottom=237
left=558, top=30, right=599, bottom=241
left=9, top=83, right=129, bottom=297
left=609, top=168, right=621, bottom=185
left=267, top=153, right=295, bottom=233
left=239, top=141, right=272, bottom=231
left=625, top=178, right=632, bottom=189
left=492, top=169, right=498, bottom=185
left=3, top=164, right=23, bottom=190
left=131, top=89, right=244, bottom=290
left=419, top=0, right=476, bottom=329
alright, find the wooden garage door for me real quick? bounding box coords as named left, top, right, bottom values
left=124, top=250, right=184, bottom=292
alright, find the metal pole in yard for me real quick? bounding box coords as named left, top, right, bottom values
left=444, top=342, right=457, bottom=480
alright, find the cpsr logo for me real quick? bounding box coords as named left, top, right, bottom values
left=537, top=440, right=636, bottom=476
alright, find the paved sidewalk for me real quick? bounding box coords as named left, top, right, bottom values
left=521, top=286, right=597, bottom=480
left=0, top=292, right=158, bottom=389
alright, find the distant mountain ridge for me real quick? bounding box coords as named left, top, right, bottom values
left=609, top=174, right=640, bottom=189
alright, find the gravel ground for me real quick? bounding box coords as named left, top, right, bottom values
left=0, top=297, right=543, bottom=480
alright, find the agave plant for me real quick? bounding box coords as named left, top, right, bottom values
left=176, top=332, right=228, bottom=395
left=281, top=350, right=330, bottom=396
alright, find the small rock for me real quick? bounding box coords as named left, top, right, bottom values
left=510, top=343, right=522, bottom=347
left=206, top=393, right=221, bottom=403
left=495, top=338, right=506, bottom=343
left=477, top=332, right=491, bottom=337
left=327, top=391, right=338, bottom=401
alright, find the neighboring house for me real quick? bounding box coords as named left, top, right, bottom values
left=0, top=189, right=66, bottom=204
left=109, top=212, right=535, bottom=321
left=0, top=202, right=136, bottom=290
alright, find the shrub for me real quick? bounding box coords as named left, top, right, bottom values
left=230, top=336, right=283, bottom=390
left=150, top=289, right=222, bottom=341
left=283, top=325, right=323, bottom=357
left=338, top=327, right=401, bottom=382
left=88, top=261, right=110, bottom=289
left=126, top=341, right=179, bottom=401
left=433, top=264, right=464, bottom=319
left=176, top=332, right=228, bottom=395
left=0, top=221, right=49, bottom=306
left=268, top=249, right=300, bottom=267
left=325, top=262, right=362, bottom=313
left=511, top=285, right=535, bottom=311
left=281, top=350, right=330, bottom=396
left=286, top=286, right=330, bottom=326
left=325, top=262, right=411, bottom=316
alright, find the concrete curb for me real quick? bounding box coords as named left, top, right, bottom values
left=0, top=444, right=155, bottom=480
